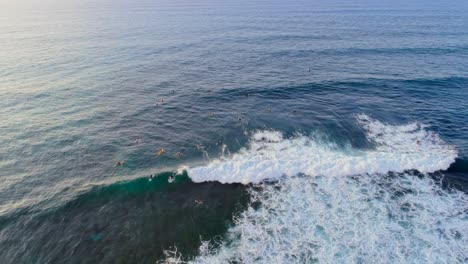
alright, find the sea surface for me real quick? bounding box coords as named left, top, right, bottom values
left=1, top=0, right=468, bottom=263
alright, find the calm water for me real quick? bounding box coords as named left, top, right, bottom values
left=1, top=0, right=468, bottom=263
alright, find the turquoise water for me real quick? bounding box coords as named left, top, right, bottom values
left=1, top=0, right=468, bottom=263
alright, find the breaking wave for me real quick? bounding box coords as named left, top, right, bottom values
left=167, top=115, right=468, bottom=263
left=188, top=114, right=457, bottom=184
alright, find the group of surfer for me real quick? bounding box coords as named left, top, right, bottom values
left=114, top=143, right=192, bottom=168
left=115, top=144, right=205, bottom=205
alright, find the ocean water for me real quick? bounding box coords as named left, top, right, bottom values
left=1, top=0, right=468, bottom=263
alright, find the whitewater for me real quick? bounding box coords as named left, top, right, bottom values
left=166, top=115, right=468, bottom=263
left=188, top=114, right=457, bottom=184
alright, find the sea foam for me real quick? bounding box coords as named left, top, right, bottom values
left=190, top=173, right=468, bottom=263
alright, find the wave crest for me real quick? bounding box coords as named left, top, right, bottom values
left=188, top=115, right=457, bottom=184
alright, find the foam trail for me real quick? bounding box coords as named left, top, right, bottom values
left=188, top=115, right=457, bottom=184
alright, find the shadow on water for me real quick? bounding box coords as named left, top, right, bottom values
left=0, top=172, right=250, bottom=264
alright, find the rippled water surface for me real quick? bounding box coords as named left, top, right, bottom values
left=1, top=0, right=468, bottom=263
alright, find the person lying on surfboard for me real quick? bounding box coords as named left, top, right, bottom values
left=156, top=148, right=165, bottom=156
left=114, top=160, right=125, bottom=167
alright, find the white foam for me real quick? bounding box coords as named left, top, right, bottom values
left=190, top=174, right=468, bottom=263
left=187, top=115, right=457, bottom=184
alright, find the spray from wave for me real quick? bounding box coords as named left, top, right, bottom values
left=165, top=115, right=466, bottom=263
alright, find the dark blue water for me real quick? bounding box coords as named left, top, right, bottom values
left=1, top=0, right=467, bottom=263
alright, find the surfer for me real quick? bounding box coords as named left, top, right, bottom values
left=157, top=148, right=165, bottom=156
left=149, top=174, right=154, bottom=181
left=194, top=199, right=203, bottom=205
left=114, top=160, right=125, bottom=167
left=417, top=140, right=421, bottom=145
left=168, top=175, right=175, bottom=183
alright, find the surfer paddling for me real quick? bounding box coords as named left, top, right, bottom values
left=156, top=148, right=165, bottom=156
left=114, top=160, right=125, bottom=167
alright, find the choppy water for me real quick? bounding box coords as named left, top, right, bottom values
left=1, top=0, right=468, bottom=263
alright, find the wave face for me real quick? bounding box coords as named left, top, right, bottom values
left=0, top=172, right=249, bottom=263
left=174, top=115, right=467, bottom=263
left=188, top=114, right=457, bottom=184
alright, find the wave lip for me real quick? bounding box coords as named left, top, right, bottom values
left=188, top=115, right=457, bottom=184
